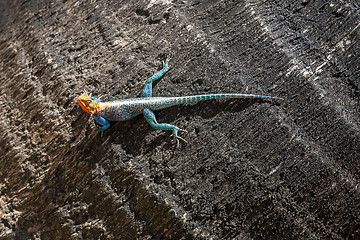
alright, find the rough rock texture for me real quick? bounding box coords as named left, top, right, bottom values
left=0, top=0, right=359, bottom=239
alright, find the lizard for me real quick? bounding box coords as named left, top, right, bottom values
left=76, top=58, right=283, bottom=143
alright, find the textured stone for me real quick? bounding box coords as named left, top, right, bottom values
left=0, top=0, right=359, bottom=239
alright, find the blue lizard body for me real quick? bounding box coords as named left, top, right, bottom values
left=76, top=59, right=283, bottom=142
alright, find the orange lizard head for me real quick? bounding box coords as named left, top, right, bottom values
left=76, top=92, right=100, bottom=114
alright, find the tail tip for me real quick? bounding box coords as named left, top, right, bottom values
left=273, top=96, right=284, bottom=100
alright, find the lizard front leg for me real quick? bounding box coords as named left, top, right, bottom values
left=93, top=115, right=110, bottom=131
left=143, top=108, right=187, bottom=144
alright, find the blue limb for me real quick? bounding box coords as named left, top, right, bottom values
left=90, top=96, right=101, bottom=102
left=93, top=115, right=110, bottom=131
left=140, top=58, right=170, bottom=97
left=143, top=108, right=187, bottom=144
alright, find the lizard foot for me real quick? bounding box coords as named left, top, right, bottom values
left=163, top=55, right=172, bottom=66
left=172, top=128, right=188, bottom=147
left=173, top=135, right=188, bottom=148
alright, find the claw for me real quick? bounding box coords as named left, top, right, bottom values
left=176, top=135, right=188, bottom=143
left=172, top=135, right=187, bottom=148
left=178, top=128, right=187, bottom=133
left=164, top=55, right=172, bottom=65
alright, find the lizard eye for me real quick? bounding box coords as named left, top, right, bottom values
left=86, top=100, right=92, bottom=106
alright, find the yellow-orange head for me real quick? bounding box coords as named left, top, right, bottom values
left=76, top=93, right=100, bottom=114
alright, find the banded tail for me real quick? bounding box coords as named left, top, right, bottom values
left=170, top=93, right=283, bottom=104
left=150, top=93, right=283, bottom=111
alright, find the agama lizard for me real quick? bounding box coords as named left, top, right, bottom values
left=76, top=59, right=283, bottom=143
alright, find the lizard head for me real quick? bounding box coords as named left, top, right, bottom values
left=76, top=92, right=100, bottom=114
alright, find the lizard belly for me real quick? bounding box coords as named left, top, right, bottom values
left=98, top=98, right=174, bottom=121
left=99, top=104, right=142, bottom=121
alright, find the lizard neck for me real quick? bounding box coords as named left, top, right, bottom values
left=98, top=102, right=114, bottom=111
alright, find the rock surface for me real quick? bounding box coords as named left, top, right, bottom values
left=0, top=0, right=359, bottom=239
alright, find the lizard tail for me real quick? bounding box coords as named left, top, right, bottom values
left=174, top=93, right=283, bottom=105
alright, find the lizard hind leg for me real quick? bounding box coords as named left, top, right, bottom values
left=143, top=108, right=187, bottom=145
left=140, top=58, right=170, bottom=97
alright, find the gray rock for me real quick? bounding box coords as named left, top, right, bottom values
left=0, top=0, right=359, bottom=239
